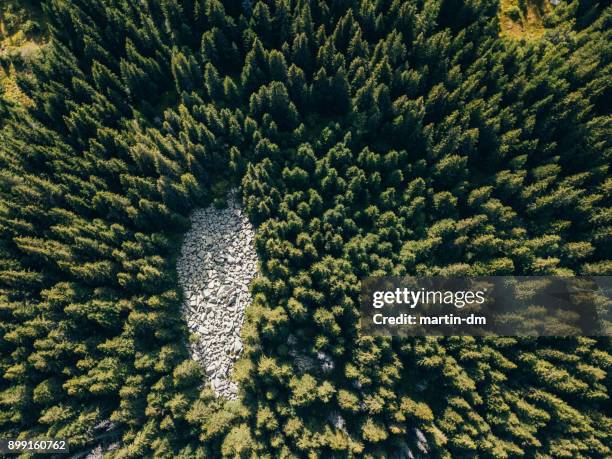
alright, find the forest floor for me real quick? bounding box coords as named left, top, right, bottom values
left=0, top=0, right=46, bottom=105
left=499, top=0, right=553, bottom=40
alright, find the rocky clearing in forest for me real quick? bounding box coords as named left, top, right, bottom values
left=176, top=194, right=258, bottom=399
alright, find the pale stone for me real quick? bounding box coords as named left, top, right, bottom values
left=176, top=190, right=259, bottom=399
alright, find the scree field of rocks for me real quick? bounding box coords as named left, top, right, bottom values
left=176, top=193, right=258, bottom=399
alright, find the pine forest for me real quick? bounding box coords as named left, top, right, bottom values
left=0, top=0, right=610, bottom=457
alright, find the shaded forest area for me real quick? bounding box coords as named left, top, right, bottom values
left=0, top=0, right=46, bottom=106
left=0, top=0, right=610, bottom=457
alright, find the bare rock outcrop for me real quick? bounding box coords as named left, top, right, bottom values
left=177, top=194, right=258, bottom=399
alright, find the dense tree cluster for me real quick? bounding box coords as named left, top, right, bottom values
left=0, top=0, right=610, bottom=457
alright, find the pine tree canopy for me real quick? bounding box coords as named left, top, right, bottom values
left=0, top=0, right=610, bottom=457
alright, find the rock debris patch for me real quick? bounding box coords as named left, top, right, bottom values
left=177, top=195, right=258, bottom=399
